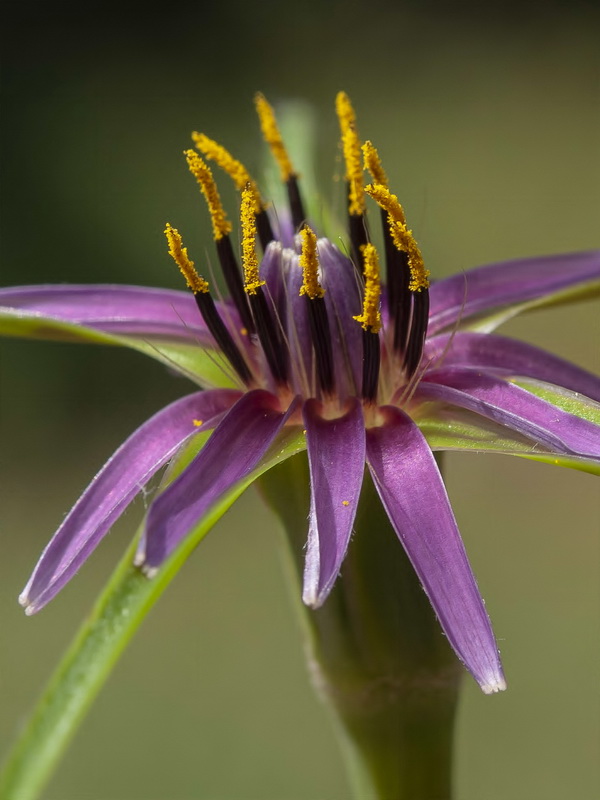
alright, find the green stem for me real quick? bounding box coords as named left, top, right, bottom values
left=258, top=454, right=462, bottom=800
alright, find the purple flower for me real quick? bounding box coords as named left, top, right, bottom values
left=2, top=92, right=599, bottom=695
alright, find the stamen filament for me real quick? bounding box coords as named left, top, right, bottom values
left=164, top=224, right=252, bottom=385
left=240, top=185, right=288, bottom=385
left=185, top=150, right=232, bottom=241
left=298, top=227, right=334, bottom=395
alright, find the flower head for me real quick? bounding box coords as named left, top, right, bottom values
left=2, top=92, right=599, bottom=694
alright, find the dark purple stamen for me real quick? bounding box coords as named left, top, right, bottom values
left=361, top=328, right=380, bottom=402
left=248, top=287, right=289, bottom=385
left=286, top=175, right=306, bottom=231
left=193, top=291, right=253, bottom=385
left=403, top=290, right=430, bottom=377
left=305, top=296, right=334, bottom=395
left=256, top=209, right=275, bottom=251
left=215, top=235, right=255, bottom=334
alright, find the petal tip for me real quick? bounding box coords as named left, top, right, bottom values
left=480, top=675, right=507, bottom=694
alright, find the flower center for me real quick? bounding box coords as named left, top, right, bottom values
left=165, top=92, right=431, bottom=406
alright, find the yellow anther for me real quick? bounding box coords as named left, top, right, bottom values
left=184, top=150, right=232, bottom=241
left=342, top=500, right=350, bottom=506
left=353, top=243, right=382, bottom=333
left=254, top=92, right=295, bottom=182
left=299, top=226, right=325, bottom=299
left=192, top=132, right=263, bottom=214
left=164, top=223, right=209, bottom=294
left=364, top=182, right=406, bottom=225
left=364, top=184, right=430, bottom=291
left=240, top=184, right=265, bottom=295
left=362, top=140, right=388, bottom=188
left=192, top=419, right=204, bottom=427
left=335, top=91, right=365, bottom=216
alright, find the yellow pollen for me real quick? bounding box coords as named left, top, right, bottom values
left=362, top=140, right=388, bottom=188
left=364, top=184, right=430, bottom=291
left=254, top=93, right=295, bottom=182
left=342, top=500, right=350, bottom=506
left=192, top=132, right=263, bottom=214
left=353, top=243, right=382, bottom=332
left=164, top=223, right=209, bottom=294
left=192, top=419, right=204, bottom=427
left=240, top=184, right=265, bottom=295
left=299, top=226, right=325, bottom=299
left=184, top=150, right=232, bottom=241
left=335, top=91, right=365, bottom=216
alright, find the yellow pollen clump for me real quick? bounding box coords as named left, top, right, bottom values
left=240, top=185, right=265, bottom=295
left=192, top=132, right=263, bottom=214
left=254, top=93, right=295, bottom=182
left=192, top=419, right=204, bottom=427
left=342, top=500, right=350, bottom=506
left=362, top=140, right=388, bottom=188
left=353, top=243, right=382, bottom=332
left=184, top=150, right=232, bottom=241
left=164, top=223, right=209, bottom=294
left=364, top=183, right=430, bottom=291
left=299, top=226, right=325, bottom=299
left=335, top=91, right=365, bottom=216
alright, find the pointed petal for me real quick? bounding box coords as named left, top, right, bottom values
left=0, top=284, right=245, bottom=388
left=428, top=250, right=600, bottom=334
left=425, top=332, right=600, bottom=402
left=20, top=389, right=242, bottom=614
left=141, top=390, right=299, bottom=568
left=0, top=284, right=215, bottom=343
left=366, top=406, right=505, bottom=693
left=302, top=398, right=365, bottom=608
left=420, top=368, right=600, bottom=458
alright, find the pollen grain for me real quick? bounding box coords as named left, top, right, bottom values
left=185, top=150, right=232, bottom=241
left=254, top=93, right=295, bottom=182
left=353, top=243, right=382, bottom=332
left=299, top=226, right=325, bottom=299
left=192, top=133, right=263, bottom=214
left=164, top=223, right=209, bottom=294
left=240, top=185, right=265, bottom=295
left=335, top=91, right=365, bottom=216
left=365, top=183, right=430, bottom=291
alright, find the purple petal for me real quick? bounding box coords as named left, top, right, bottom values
left=140, top=390, right=298, bottom=568
left=425, top=332, right=600, bottom=402
left=20, top=389, right=242, bottom=614
left=302, top=398, right=365, bottom=608
left=428, top=250, right=600, bottom=334
left=419, top=368, right=600, bottom=457
left=0, top=284, right=225, bottom=344
left=366, top=406, right=506, bottom=693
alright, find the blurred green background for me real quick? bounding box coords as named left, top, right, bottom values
left=1, top=1, right=599, bottom=798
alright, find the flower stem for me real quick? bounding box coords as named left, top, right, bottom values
left=258, top=454, right=462, bottom=800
